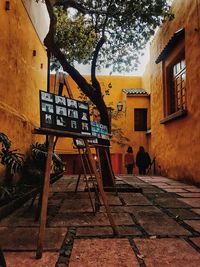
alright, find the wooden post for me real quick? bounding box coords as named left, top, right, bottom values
left=36, top=135, right=54, bottom=259
left=84, top=140, right=118, bottom=235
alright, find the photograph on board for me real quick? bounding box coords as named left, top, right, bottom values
left=82, top=122, right=89, bottom=131
left=55, top=95, right=66, bottom=106
left=81, top=112, right=88, bottom=121
left=44, top=114, right=52, bottom=124
left=42, top=102, right=54, bottom=113
left=67, top=99, right=77, bottom=108
left=56, top=115, right=66, bottom=127
left=78, top=102, right=88, bottom=110
left=41, top=91, right=53, bottom=102
left=68, top=109, right=78, bottom=119
left=56, top=106, right=67, bottom=116
left=71, top=120, right=77, bottom=129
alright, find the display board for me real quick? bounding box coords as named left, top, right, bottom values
left=74, top=122, right=110, bottom=147
left=90, top=122, right=109, bottom=140
left=39, top=90, right=91, bottom=135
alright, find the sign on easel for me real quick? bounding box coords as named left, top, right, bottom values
left=39, top=90, right=91, bottom=135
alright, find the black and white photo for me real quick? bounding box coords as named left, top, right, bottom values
left=41, top=92, right=53, bottom=102
left=81, top=112, right=88, bottom=121
left=45, top=114, right=52, bottom=124
left=56, top=106, right=67, bottom=116
left=56, top=116, right=66, bottom=127
left=67, top=99, right=77, bottom=108
left=71, top=120, right=77, bottom=129
left=82, top=122, right=89, bottom=131
left=78, top=102, right=88, bottom=110
left=42, top=102, right=54, bottom=113
left=68, top=109, right=78, bottom=119
left=55, top=95, right=66, bottom=106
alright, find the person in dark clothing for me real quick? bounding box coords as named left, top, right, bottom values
left=136, top=146, right=151, bottom=175
left=124, top=146, right=135, bottom=174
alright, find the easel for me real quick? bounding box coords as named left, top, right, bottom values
left=75, top=142, right=117, bottom=197
left=33, top=127, right=118, bottom=259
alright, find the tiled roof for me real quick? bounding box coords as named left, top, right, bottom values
left=155, top=28, right=185, bottom=64
left=122, top=88, right=148, bottom=95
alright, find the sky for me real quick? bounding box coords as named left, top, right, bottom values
left=74, top=44, right=150, bottom=76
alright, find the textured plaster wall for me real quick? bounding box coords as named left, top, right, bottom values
left=0, top=0, right=47, bottom=181
left=150, top=0, right=200, bottom=182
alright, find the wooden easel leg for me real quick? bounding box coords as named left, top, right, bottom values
left=36, top=135, right=54, bottom=259
left=83, top=151, right=101, bottom=212
left=74, top=167, right=82, bottom=193
left=96, top=147, right=103, bottom=177
left=84, top=140, right=118, bottom=235
left=79, top=149, right=95, bottom=213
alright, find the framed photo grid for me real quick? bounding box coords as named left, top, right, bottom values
left=40, top=90, right=91, bottom=135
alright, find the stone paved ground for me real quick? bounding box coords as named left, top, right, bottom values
left=1, top=175, right=200, bottom=266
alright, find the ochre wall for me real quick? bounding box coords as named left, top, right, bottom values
left=150, top=0, right=200, bottom=182
left=51, top=74, right=150, bottom=174
left=0, top=0, right=47, bottom=182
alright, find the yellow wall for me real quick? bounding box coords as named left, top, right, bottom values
left=149, top=0, right=200, bottom=182
left=0, top=0, right=47, bottom=181
left=51, top=74, right=150, bottom=173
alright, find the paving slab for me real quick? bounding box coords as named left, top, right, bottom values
left=76, top=226, right=142, bottom=237
left=177, top=193, right=200, bottom=198
left=166, top=208, right=200, bottom=220
left=153, top=196, right=191, bottom=208
left=119, top=193, right=153, bottom=205
left=0, top=209, right=39, bottom=227
left=59, top=199, right=94, bottom=213
left=184, top=220, right=200, bottom=232
left=130, top=206, right=190, bottom=236
left=142, top=188, right=165, bottom=194
left=179, top=198, right=200, bottom=208
left=4, top=252, right=58, bottom=267
left=0, top=227, right=67, bottom=250
left=134, top=238, right=200, bottom=267
left=190, top=237, right=200, bottom=248
left=100, top=194, right=122, bottom=205
left=192, top=209, right=200, bottom=215
left=69, top=239, right=140, bottom=267
left=185, top=188, right=200, bottom=193
left=50, top=212, right=134, bottom=227
left=164, top=188, right=188, bottom=193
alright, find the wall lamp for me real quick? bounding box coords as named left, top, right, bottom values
left=5, top=1, right=10, bottom=11
left=117, top=101, right=123, bottom=112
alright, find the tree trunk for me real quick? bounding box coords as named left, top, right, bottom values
left=44, top=0, right=115, bottom=187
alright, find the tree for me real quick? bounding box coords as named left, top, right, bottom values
left=39, top=0, right=171, bottom=186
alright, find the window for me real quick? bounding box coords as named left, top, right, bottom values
left=162, top=37, right=187, bottom=122
left=166, top=56, right=186, bottom=115
left=134, top=108, right=147, bottom=131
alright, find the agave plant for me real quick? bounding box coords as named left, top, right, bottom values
left=0, top=133, right=24, bottom=185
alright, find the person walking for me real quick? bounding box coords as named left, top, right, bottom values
left=136, top=146, right=151, bottom=175
left=124, top=146, right=135, bottom=174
